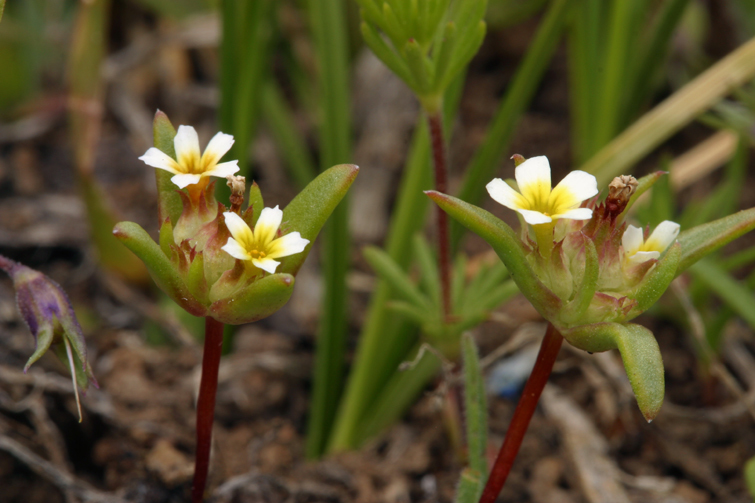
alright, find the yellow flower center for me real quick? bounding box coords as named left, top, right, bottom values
left=250, top=249, right=267, bottom=259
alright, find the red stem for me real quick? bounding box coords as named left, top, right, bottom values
left=479, top=323, right=563, bottom=503
left=427, top=112, right=452, bottom=320
left=192, top=317, right=225, bottom=503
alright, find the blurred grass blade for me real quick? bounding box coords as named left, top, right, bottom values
left=461, top=334, right=488, bottom=480
left=363, top=246, right=430, bottom=310
left=689, top=260, right=755, bottom=332
left=582, top=36, right=755, bottom=186
left=68, top=0, right=148, bottom=284
left=453, top=0, right=571, bottom=248
left=305, top=0, right=353, bottom=459
left=454, top=468, right=483, bottom=503
left=219, top=0, right=273, bottom=187
left=261, top=81, right=318, bottom=188
left=677, top=207, right=755, bottom=273
left=745, top=456, right=755, bottom=500
left=0, top=0, right=5, bottom=23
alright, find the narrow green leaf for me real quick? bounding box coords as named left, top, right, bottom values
left=113, top=222, right=206, bottom=316
left=427, top=191, right=561, bottom=319
left=413, top=235, right=441, bottom=308
left=364, top=246, right=430, bottom=310
left=247, top=182, right=264, bottom=226
left=461, top=334, right=488, bottom=479
left=454, top=468, right=483, bottom=503
left=689, top=259, right=755, bottom=332
left=676, top=207, right=755, bottom=273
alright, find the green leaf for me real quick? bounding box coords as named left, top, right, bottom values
left=209, top=273, right=295, bottom=325
left=364, top=246, right=430, bottom=310
left=562, top=235, right=598, bottom=324
left=113, top=221, right=206, bottom=316
left=412, top=235, right=441, bottom=308
left=562, top=322, right=664, bottom=421
left=454, top=468, right=483, bottom=503
left=279, top=164, right=358, bottom=276
left=152, top=111, right=183, bottom=225
left=627, top=241, right=681, bottom=317
left=461, top=334, right=488, bottom=480
left=426, top=191, right=562, bottom=319
left=247, top=182, right=264, bottom=227
left=677, top=207, right=755, bottom=273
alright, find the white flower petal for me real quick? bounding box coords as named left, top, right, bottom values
left=204, top=160, right=240, bottom=179
left=223, top=212, right=253, bottom=246
left=515, top=156, right=551, bottom=207
left=171, top=173, right=202, bottom=188
left=516, top=208, right=552, bottom=225
left=174, top=125, right=201, bottom=167
left=486, top=178, right=527, bottom=210
left=253, top=257, right=280, bottom=274
left=254, top=206, right=283, bottom=245
left=645, top=220, right=680, bottom=252
left=627, top=250, right=660, bottom=265
left=554, top=207, right=593, bottom=221
left=201, top=132, right=235, bottom=167
left=267, top=232, right=310, bottom=259
left=139, top=147, right=182, bottom=174
left=221, top=237, right=251, bottom=261
left=549, top=170, right=599, bottom=210
left=622, top=225, right=644, bottom=255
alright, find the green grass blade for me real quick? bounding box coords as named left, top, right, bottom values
left=306, top=0, right=353, bottom=459
left=260, top=81, right=318, bottom=188
left=461, top=334, right=488, bottom=479
left=689, top=259, right=755, bottom=332
left=581, top=36, right=755, bottom=186
left=452, top=0, right=571, bottom=248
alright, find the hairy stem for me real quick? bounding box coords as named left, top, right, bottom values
left=427, top=111, right=452, bottom=319
left=192, top=317, right=225, bottom=503
left=479, top=323, right=563, bottom=503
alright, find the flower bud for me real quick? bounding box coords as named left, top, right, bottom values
left=0, top=255, right=97, bottom=421
left=606, top=175, right=638, bottom=219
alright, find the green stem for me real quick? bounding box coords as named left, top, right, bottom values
left=478, top=323, right=563, bottom=503
left=191, top=317, right=225, bottom=503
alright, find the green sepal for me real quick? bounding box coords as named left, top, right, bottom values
left=24, top=326, right=55, bottom=372
left=561, top=322, right=664, bottom=421
left=618, top=171, right=666, bottom=222
left=561, top=234, right=598, bottom=325
left=152, top=111, right=183, bottom=226
left=461, top=334, right=487, bottom=479
left=209, top=273, right=295, bottom=325
left=159, top=218, right=174, bottom=257
left=247, top=181, right=264, bottom=227
left=677, top=207, right=755, bottom=273
left=113, top=221, right=206, bottom=317
left=403, top=38, right=431, bottom=97
left=626, top=241, right=681, bottom=318
left=426, top=190, right=562, bottom=320
left=439, top=20, right=486, bottom=93
left=279, top=164, right=359, bottom=276
left=186, top=251, right=209, bottom=306
left=363, top=246, right=430, bottom=310
left=54, top=342, right=98, bottom=395
left=360, top=21, right=414, bottom=87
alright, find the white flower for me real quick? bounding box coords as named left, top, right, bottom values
left=139, top=125, right=239, bottom=189
left=622, top=221, right=680, bottom=265
left=486, top=156, right=598, bottom=225
left=221, top=207, right=309, bottom=274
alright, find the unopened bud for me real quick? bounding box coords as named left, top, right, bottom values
left=606, top=175, right=638, bottom=218
left=0, top=255, right=97, bottom=421
left=226, top=175, right=246, bottom=213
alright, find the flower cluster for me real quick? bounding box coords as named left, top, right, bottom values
left=115, top=113, right=357, bottom=325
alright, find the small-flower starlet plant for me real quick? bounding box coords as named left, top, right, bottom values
left=116, top=111, right=357, bottom=503
left=428, top=154, right=755, bottom=421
